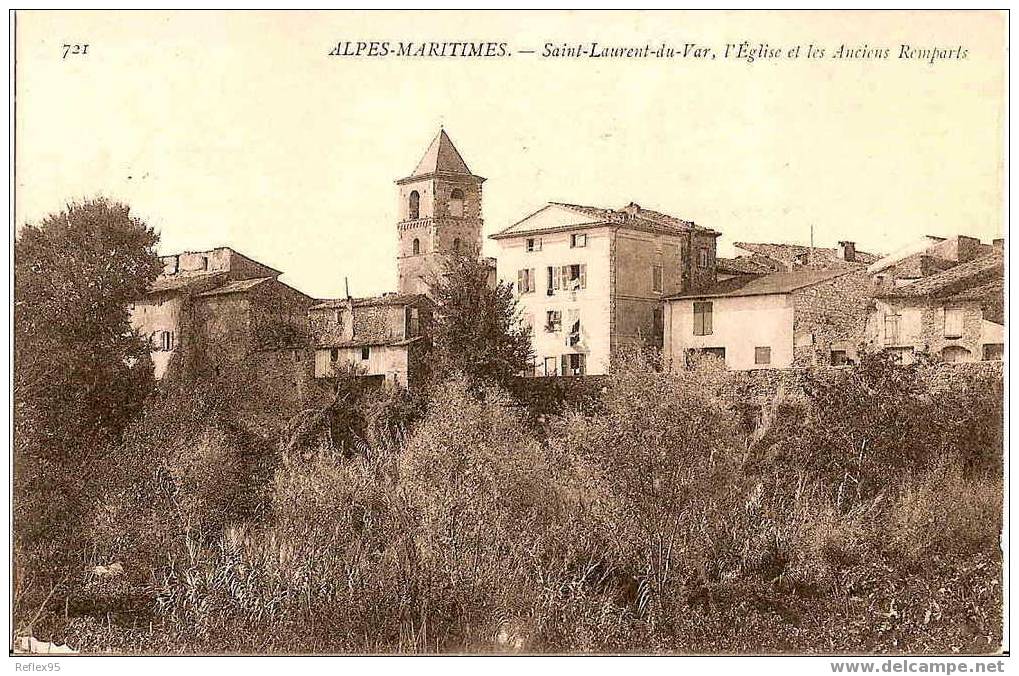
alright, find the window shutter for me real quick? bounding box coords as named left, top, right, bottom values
left=553, top=267, right=561, bottom=290
left=579, top=264, right=587, bottom=289
left=517, top=269, right=524, bottom=293
left=561, top=354, right=568, bottom=376
left=704, top=304, right=713, bottom=335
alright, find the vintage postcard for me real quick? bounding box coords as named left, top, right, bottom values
left=9, top=8, right=1008, bottom=667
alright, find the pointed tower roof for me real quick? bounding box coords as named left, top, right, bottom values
left=399, top=129, right=484, bottom=184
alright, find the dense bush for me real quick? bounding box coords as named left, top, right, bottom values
left=17, top=355, right=1003, bottom=654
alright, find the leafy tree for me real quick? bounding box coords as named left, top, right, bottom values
left=15, top=198, right=162, bottom=453
left=428, top=252, right=532, bottom=389
left=14, top=198, right=162, bottom=634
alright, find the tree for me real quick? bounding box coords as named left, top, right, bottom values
left=428, top=252, right=533, bottom=389
left=15, top=197, right=163, bottom=453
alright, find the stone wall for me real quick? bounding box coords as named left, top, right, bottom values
left=791, top=269, right=873, bottom=366
left=687, top=230, right=719, bottom=291
left=249, top=280, right=313, bottom=349
left=509, top=361, right=1003, bottom=419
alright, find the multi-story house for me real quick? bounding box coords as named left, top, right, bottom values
left=491, top=201, right=719, bottom=376
left=129, top=247, right=313, bottom=380
left=309, top=293, right=434, bottom=388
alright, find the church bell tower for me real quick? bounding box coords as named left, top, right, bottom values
left=396, top=129, right=485, bottom=295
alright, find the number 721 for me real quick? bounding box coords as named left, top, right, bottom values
left=62, top=43, right=88, bottom=58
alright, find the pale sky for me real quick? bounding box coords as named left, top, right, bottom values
left=15, top=10, right=1005, bottom=299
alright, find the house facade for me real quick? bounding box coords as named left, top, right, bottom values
left=491, top=201, right=719, bottom=376
left=663, top=268, right=873, bottom=370
left=129, top=247, right=313, bottom=380
left=309, top=293, right=433, bottom=388
left=865, top=247, right=1003, bottom=363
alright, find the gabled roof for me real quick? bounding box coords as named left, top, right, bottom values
left=876, top=250, right=1003, bottom=299
left=667, top=268, right=851, bottom=300
left=716, top=256, right=775, bottom=276
left=316, top=336, right=424, bottom=349
left=147, top=271, right=226, bottom=294
left=197, top=276, right=274, bottom=297
left=734, top=242, right=881, bottom=268
left=867, top=236, right=948, bottom=275
left=310, top=293, right=431, bottom=310
left=490, top=201, right=718, bottom=240
left=403, top=129, right=474, bottom=180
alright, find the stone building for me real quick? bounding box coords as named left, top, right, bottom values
left=129, top=247, right=316, bottom=431
left=663, top=268, right=874, bottom=370
left=309, top=293, right=434, bottom=388
left=491, top=201, right=720, bottom=376
left=865, top=247, right=1004, bottom=363
left=129, top=247, right=313, bottom=380
left=396, top=130, right=485, bottom=295
left=867, top=234, right=999, bottom=286
left=729, top=240, right=881, bottom=272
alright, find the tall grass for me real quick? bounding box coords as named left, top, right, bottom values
left=16, top=357, right=1003, bottom=654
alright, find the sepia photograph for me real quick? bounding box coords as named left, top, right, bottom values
left=8, top=8, right=1008, bottom=666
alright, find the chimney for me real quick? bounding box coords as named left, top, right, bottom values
left=993, top=238, right=1004, bottom=251
left=623, top=202, right=640, bottom=219
left=837, top=240, right=857, bottom=262
left=950, top=235, right=982, bottom=263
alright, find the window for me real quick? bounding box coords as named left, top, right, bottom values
left=449, top=188, right=465, bottom=217
left=159, top=330, right=174, bottom=352
left=544, top=356, right=558, bottom=376
left=406, top=307, right=420, bottom=337
left=652, top=264, right=663, bottom=293
left=561, top=264, right=587, bottom=291
left=517, top=268, right=536, bottom=294
left=526, top=237, right=542, bottom=252
left=412, top=238, right=421, bottom=255
left=330, top=348, right=339, bottom=362
left=521, top=313, right=534, bottom=334
left=754, top=346, right=771, bottom=365
left=944, top=307, right=964, bottom=339
left=570, top=233, right=587, bottom=248
left=562, top=353, right=586, bottom=377
left=361, top=346, right=370, bottom=361
left=408, top=191, right=420, bottom=220
left=693, top=301, right=713, bottom=336
left=546, top=266, right=559, bottom=295
left=566, top=309, right=581, bottom=346
left=453, top=237, right=461, bottom=252
left=545, top=310, right=562, bottom=333
left=884, top=312, right=901, bottom=345
left=334, top=309, right=342, bottom=324
left=199, top=256, right=208, bottom=271
left=831, top=350, right=850, bottom=366
left=698, top=248, right=710, bottom=268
